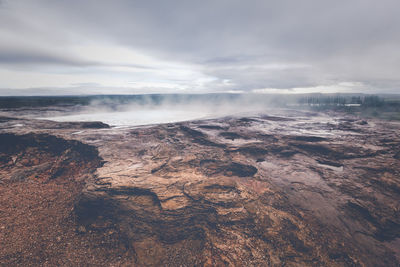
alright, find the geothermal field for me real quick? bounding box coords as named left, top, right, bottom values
left=0, top=95, right=399, bottom=266
left=2, top=0, right=400, bottom=265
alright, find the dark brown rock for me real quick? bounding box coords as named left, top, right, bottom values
left=0, top=110, right=399, bottom=266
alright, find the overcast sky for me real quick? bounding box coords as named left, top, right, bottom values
left=0, top=0, right=399, bottom=95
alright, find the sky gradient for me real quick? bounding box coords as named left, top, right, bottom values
left=0, top=0, right=399, bottom=95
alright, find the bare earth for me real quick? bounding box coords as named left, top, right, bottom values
left=0, top=109, right=399, bottom=266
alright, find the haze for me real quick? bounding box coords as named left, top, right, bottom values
left=1, top=0, right=400, bottom=96
left=36, top=94, right=283, bottom=126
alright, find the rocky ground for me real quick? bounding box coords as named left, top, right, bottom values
left=0, top=109, right=399, bottom=266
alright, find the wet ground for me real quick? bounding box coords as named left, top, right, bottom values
left=0, top=108, right=399, bottom=266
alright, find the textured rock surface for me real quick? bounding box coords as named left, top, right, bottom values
left=0, top=110, right=399, bottom=266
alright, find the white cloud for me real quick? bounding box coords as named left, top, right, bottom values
left=252, top=82, right=367, bottom=94
left=0, top=0, right=400, bottom=94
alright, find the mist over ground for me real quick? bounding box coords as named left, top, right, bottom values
left=36, top=94, right=285, bottom=126
left=1, top=93, right=399, bottom=126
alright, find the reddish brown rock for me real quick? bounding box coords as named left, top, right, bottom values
left=0, top=111, right=399, bottom=266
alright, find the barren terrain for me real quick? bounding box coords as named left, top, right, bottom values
left=0, top=109, right=399, bottom=266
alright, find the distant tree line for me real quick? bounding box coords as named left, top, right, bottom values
left=297, top=95, right=384, bottom=107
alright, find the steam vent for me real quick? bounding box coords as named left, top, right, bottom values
left=1, top=110, right=399, bottom=266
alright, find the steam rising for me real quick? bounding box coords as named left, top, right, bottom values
left=40, top=94, right=284, bottom=126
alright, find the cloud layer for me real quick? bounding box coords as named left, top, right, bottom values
left=1, top=0, right=399, bottom=95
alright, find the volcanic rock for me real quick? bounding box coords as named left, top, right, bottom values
left=0, top=110, right=399, bottom=266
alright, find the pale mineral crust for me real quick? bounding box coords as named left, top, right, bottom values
left=0, top=110, right=399, bottom=266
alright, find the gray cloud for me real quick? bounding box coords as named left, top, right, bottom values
left=0, top=0, right=399, bottom=94
left=0, top=47, right=97, bottom=67
left=0, top=46, right=159, bottom=73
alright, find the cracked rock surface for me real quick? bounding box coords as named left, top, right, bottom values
left=0, top=110, right=399, bottom=266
